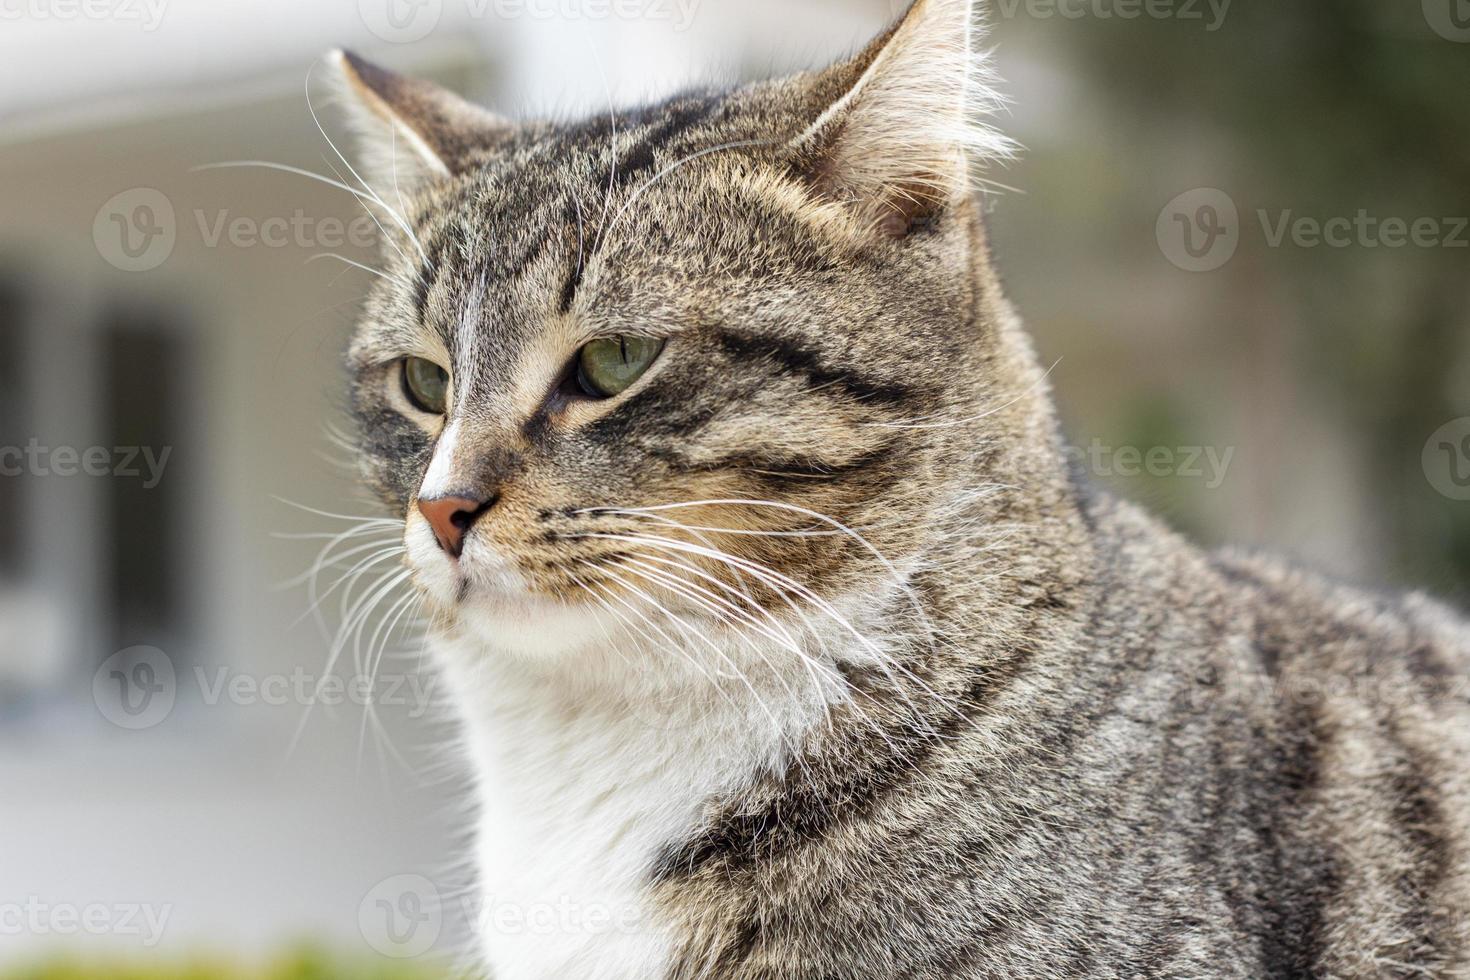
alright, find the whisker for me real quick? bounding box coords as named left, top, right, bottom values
left=277, top=536, right=402, bottom=593
left=305, top=60, right=431, bottom=266
left=606, top=498, right=939, bottom=656
left=612, top=555, right=841, bottom=736
left=596, top=139, right=775, bottom=255
left=581, top=531, right=954, bottom=733
left=306, top=252, right=413, bottom=289
left=271, top=495, right=408, bottom=526
left=322, top=153, right=420, bottom=286
left=616, top=554, right=801, bottom=655
left=586, top=36, right=620, bottom=254
left=570, top=185, right=587, bottom=280
left=866, top=357, right=1060, bottom=430
left=575, top=562, right=739, bottom=695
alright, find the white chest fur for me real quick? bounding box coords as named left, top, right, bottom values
left=434, top=630, right=841, bottom=980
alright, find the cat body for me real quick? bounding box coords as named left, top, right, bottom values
left=430, top=294, right=1470, bottom=980
left=330, top=1, right=1470, bottom=975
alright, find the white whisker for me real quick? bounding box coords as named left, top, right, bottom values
left=305, top=61, right=431, bottom=266
left=306, top=252, right=411, bottom=288
left=596, top=139, right=774, bottom=254
left=867, top=357, right=1060, bottom=429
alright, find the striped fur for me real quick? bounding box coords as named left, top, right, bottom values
left=332, top=1, right=1470, bottom=975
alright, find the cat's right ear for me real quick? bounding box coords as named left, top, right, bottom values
left=788, top=0, right=1011, bottom=239
left=325, top=50, right=514, bottom=189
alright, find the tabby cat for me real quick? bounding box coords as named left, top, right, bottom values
left=328, top=0, right=1470, bottom=975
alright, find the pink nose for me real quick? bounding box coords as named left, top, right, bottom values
left=417, top=494, right=495, bottom=558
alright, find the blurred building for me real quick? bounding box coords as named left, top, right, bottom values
left=0, top=0, right=889, bottom=967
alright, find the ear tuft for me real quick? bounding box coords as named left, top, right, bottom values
left=793, top=0, right=1014, bottom=239
left=324, top=49, right=515, bottom=191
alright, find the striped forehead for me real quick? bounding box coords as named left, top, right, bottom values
left=400, top=94, right=737, bottom=393
left=407, top=182, right=571, bottom=401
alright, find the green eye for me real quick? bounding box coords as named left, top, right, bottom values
left=576, top=335, right=664, bottom=398
left=402, top=357, right=449, bottom=414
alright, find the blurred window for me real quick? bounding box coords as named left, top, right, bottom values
left=0, top=281, right=24, bottom=581
left=101, top=314, right=190, bottom=657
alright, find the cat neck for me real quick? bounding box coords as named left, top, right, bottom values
left=431, top=619, right=867, bottom=976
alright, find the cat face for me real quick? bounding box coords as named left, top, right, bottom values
left=337, top=0, right=1011, bottom=661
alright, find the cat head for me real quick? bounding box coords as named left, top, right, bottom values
left=334, top=0, right=1016, bottom=666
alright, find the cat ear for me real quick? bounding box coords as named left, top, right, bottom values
left=325, top=49, right=514, bottom=188
left=792, top=0, right=1011, bottom=238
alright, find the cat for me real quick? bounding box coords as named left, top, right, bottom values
left=328, top=0, right=1470, bottom=975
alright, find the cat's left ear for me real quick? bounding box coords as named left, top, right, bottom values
left=792, top=0, right=1011, bottom=238
left=325, top=49, right=515, bottom=188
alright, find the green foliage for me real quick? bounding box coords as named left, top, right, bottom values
left=3, top=948, right=447, bottom=980
left=995, top=0, right=1470, bottom=586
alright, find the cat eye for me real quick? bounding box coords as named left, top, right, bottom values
left=576, top=335, right=664, bottom=399
left=402, top=357, right=450, bottom=415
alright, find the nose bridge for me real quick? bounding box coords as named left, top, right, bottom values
left=419, top=412, right=525, bottom=503
left=424, top=269, right=546, bottom=503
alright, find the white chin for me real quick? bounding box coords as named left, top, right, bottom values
left=404, top=518, right=606, bottom=660
left=458, top=591, right=607, bottom=661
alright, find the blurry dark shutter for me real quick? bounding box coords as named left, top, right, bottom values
left=0, top=281, right=25, bottom=581
left=100, top=313, right=190, bottom=654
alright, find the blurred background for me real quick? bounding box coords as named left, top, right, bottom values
left=1, top=0, right=1467, bottom=975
